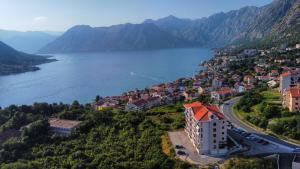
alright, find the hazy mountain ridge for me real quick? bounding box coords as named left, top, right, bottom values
left=0, top=41, right=55, bottom=75
left=40, top=0, right=300, bottom=53
left=39, top=23, right=195, bottom=53
left=0, top=30, right=60, bottom=53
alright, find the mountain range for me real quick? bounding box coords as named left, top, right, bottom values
left=0, top=30, right=62, bottom=54
left=39, top=0, right=300, bottom=53
left=0, top=41, right=55, bottom=75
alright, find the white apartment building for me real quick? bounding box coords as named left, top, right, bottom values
left=279, top=70, right=300, bottom=93
left=184, top=102, right=227, bottom=156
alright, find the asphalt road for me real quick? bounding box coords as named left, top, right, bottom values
left=222, top=97, right=300, bottom=169
left=221, top=97, right=258, bottom=134
left=222, top=97, right=299, bottom=149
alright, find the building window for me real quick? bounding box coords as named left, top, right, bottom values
left=213, top=128, right=216, bottom=132
left=213, top=134, right=216, bottom=138
left=213, top=140, right=216, bottom=143
left=222, top=137, right=225, bottom=140
left=213, top=123, right=216, bottom=126
left=222, top=132, right=224, bottom=135
left=222, top=126, right=225, bottom=129
left=213, top=145, right=217, bottom=149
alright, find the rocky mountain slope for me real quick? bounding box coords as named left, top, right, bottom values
left=40, top=0, right=300, bottom=53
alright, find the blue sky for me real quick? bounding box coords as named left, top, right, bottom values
left=0, top=0, right=272, bottom=31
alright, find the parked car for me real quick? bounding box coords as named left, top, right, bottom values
left=242, top=133, right=251, bottom=137
left=175, top=145, right=184, bottom=149
left=293, top=148, right=300, bottom=153
left=252, top=137, right=260, bottom=142
left=262, top=141, right=269, bottom=145
left=177, top=150, right=186, bottom=155
left=258, top=139, right=265, bottom=143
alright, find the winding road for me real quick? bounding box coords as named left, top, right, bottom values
left=221, top=97, right=300, bottom=169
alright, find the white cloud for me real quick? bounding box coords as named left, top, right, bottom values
left=33, top=16, right=48, bottom=23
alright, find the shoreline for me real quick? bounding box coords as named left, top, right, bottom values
left=0, top=49, right=213, bottom=108
left=0, top=58, right=57, bottom=77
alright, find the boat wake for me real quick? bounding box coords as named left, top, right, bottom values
left=129, top=72, right=163, bottom=82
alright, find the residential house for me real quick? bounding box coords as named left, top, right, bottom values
left=275, top=59, right=291, bottom=64
left=183, top=91, right=199, bottom=101
left=49, top=118, right=82, bottom=136
left=232, top=74, right=241, bottom=82
left=125, top=97, right=161, bottom=112
left=125, top=99, right=148, bottom=112
left=146, top=97, right=161, bottom=108
left=198, top=87, right=205, bottom=95
left=269, top=70, right=279, bottom=77
left=234, top=83, right=245, bottom=93
left=267, top=80, right=278, bottom=88
left=211, top=87, right=234, bottom=102
left=255, top=67, right=266, bottom=75
left=243, top=75, right=256, bottom=85
left=243, top=49, right=257, bottom=57
left=212, top=77, right=223, bottom=89
left=255, top=75, right=270, bottom=82
left=283, top=86, right=300, bottom=112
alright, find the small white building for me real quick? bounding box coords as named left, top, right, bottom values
left=243, top=49, right=257, bottom=57
left=267, top=80, right=278, bottom=88
left=49, top=118, right=82, bottom=136
left=184, top=102, right=227, bottom=156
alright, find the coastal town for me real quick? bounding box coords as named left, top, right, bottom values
left=2, top=0, right=300, bottom=168
left=93, top=43, right=300, bottom=114
left=86, top=42, right=300, bottom=167
left=1, top=41, right=300, bottom=168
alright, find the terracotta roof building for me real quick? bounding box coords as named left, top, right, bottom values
left=211, top=87, right=234, bottom=102
left=283, top=86, right=300, bottom=112
left=184, top=102, right=227, bottom=155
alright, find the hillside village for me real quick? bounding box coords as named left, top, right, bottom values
left=67, top=42, right=300, bottom=167
left=1, top=42, right=300, bottom=168
left=93, top=43, right=300, bottom=114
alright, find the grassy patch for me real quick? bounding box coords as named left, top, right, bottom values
left=161, top=133, right=173, bottom=157
left=234, top=90, right=281, bottom=122
left=234, top=89, right=300, bottom=145
left=147, top=103, right=185, bottom=131
left=261, top=90, right=281, bottom=104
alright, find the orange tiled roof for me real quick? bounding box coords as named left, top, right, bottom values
left=217, top=87, right=233, bottom=95
left=289, top=87, right=300, bottom=98
left=184, top=102, right=224, bottom=122
left=281, top=72, right=291, bottom=77
left=282, top=70, right=300, bottom=77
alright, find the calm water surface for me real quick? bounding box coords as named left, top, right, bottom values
left=0, top=48, right=212, bottom=107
